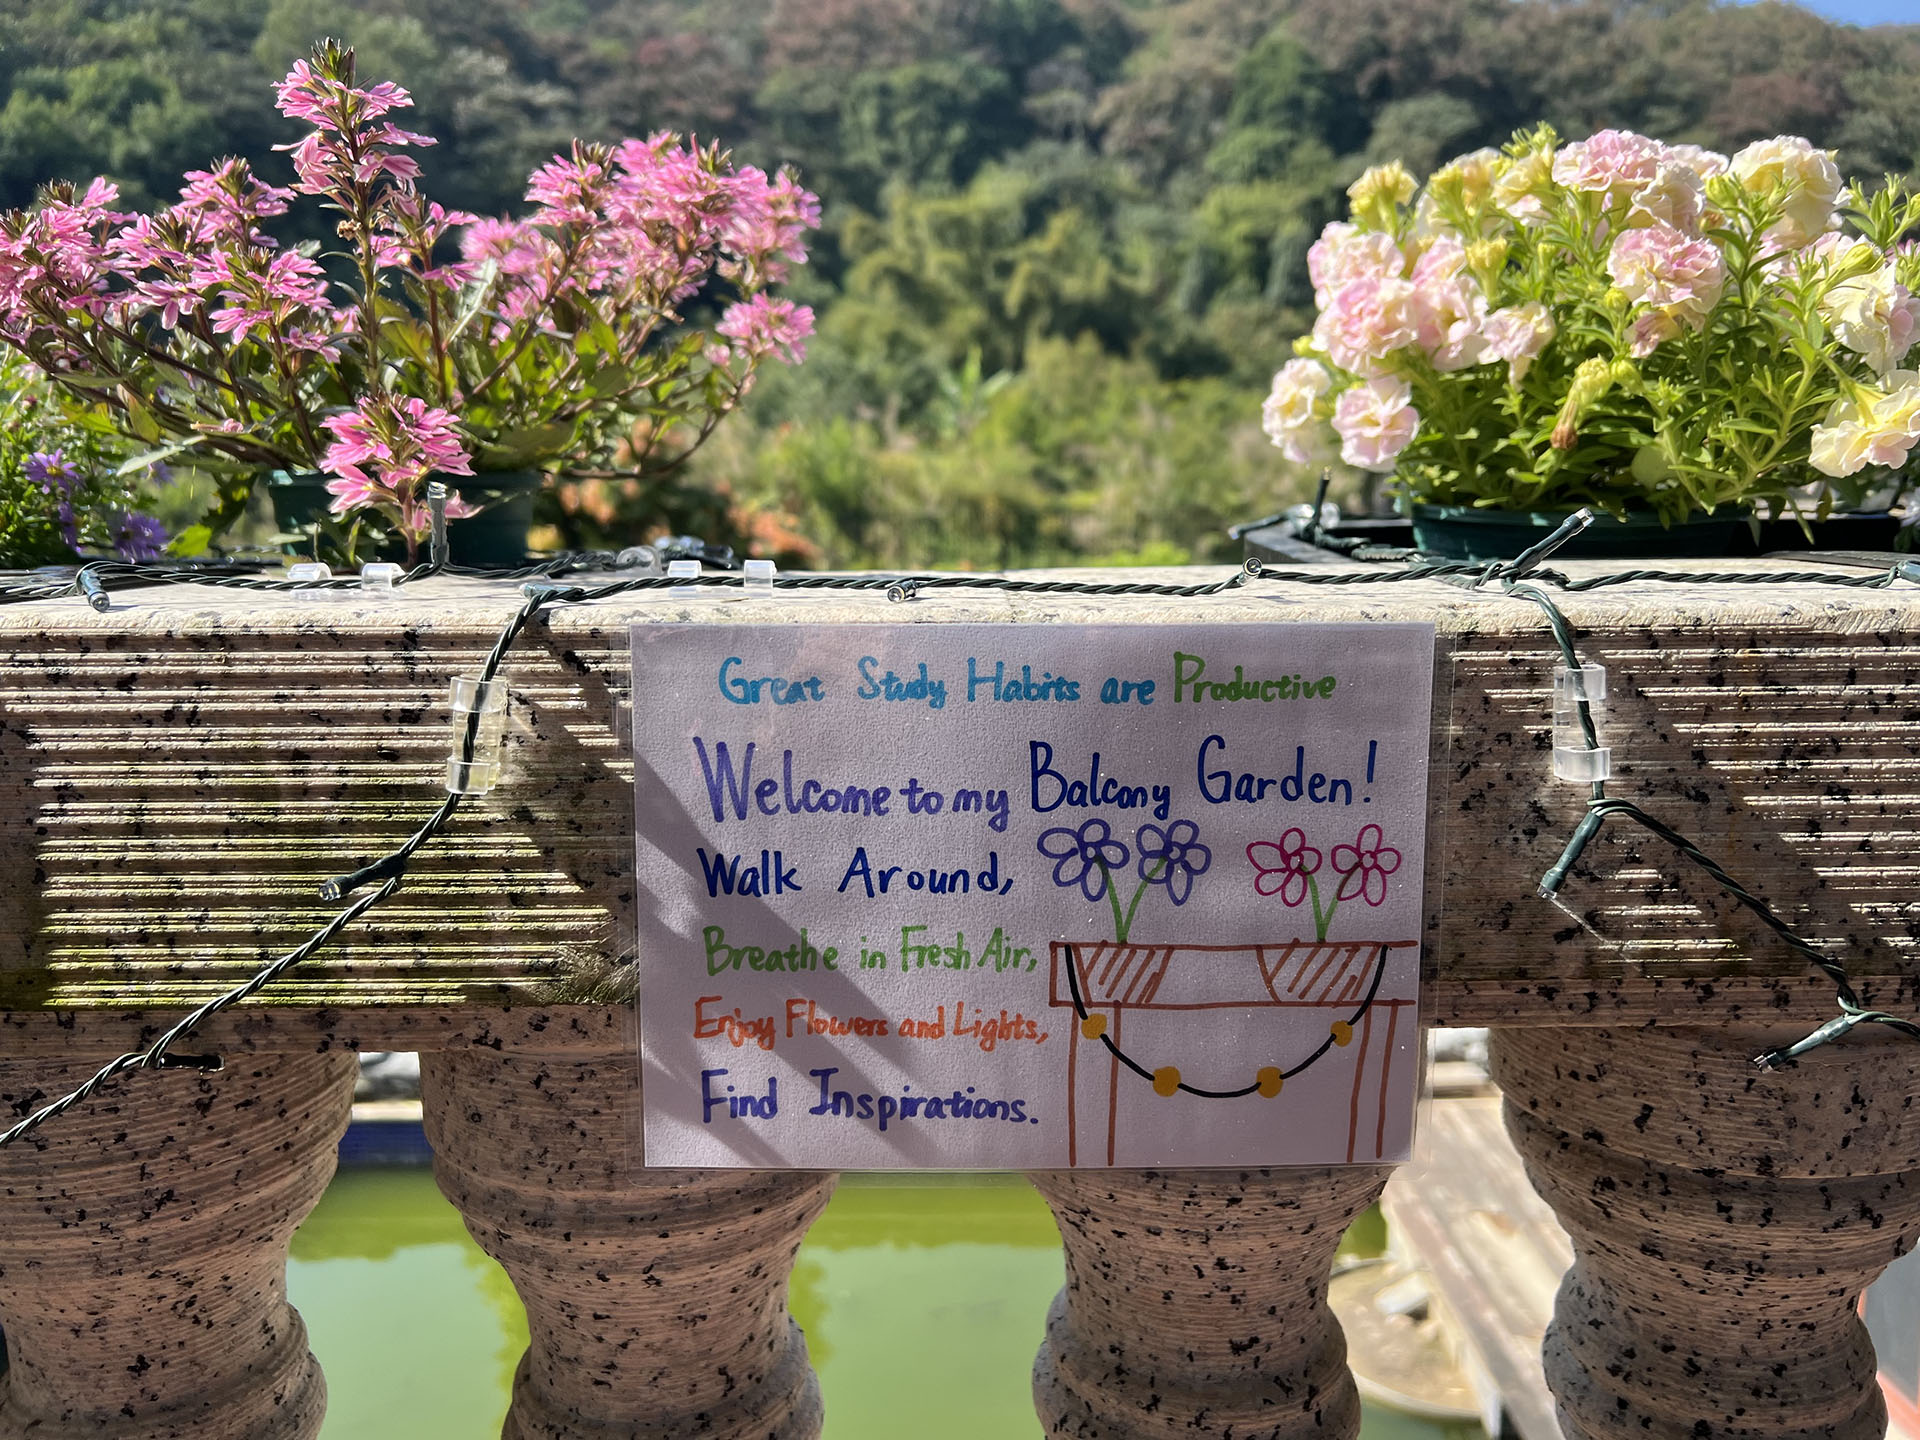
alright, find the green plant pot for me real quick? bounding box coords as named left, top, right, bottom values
left=267, top=470, right=544, bottom=567
left=266, top=470, right=337, bottom=537
left=438, top=470, right=543, bottom=568
left=1408, top=503, right=1744, bottom=561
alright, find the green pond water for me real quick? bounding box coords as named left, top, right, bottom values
left=288, top=1166, right=1482, bottom=1440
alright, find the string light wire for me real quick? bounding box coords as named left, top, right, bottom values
left=2, top=512, right=1916, bottom=1145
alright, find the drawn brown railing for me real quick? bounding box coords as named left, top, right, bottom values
left=1048, top=938, right=1419, bottom=1165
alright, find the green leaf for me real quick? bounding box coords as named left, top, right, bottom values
left=54, top=370, right=130, bottom=391
left=588, top=363, right=633, bottom=397
left=474, top=422, right=573, bottom=469
left=166, top=524, right=212, bottom=558
left=121, top=391, right=162, bottom=444
left=115, top=436, right=205, bottom=476
left=192, top=470, right=263, bottom=545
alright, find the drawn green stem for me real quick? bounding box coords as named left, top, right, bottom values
left=1096, top=859, right=1168, bottom=945
left=1308, top=874, right=1339, bottom=942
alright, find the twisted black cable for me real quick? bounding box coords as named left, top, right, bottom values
left=1, top=517, right=1915, bottom=1142
left=0, top=588, right=551, bottom=1150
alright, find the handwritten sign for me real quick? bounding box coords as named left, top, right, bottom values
left=633, top=622, right=1434, bottom=1169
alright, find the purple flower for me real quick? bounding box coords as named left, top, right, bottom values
left=1135, top=820, right=1211, bottom=905
left=25, top=449, right=79, bottom=494
left=1037, top=818, right=1130, bottom=902
left=113, top=512, right=168, bottom=562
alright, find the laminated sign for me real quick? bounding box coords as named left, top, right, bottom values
left=633, top=622, right=1435, bottom=1169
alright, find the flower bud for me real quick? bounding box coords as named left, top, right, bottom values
left=1348, top=163, right=1417, bottom=228
left=1465, top=237, right=1509, bottom=275
left=1829, top=239, right=1883, bottom=284
left=1631, top=445, right=1673, bottom=483
left=1703, top=174, right=1744, bottom=211
left=1428, top=149, right=1500, bottom=218
left=1551, top=357, right=1615, bottom=450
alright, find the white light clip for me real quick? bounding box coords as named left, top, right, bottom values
left=1552, top=663, right=1611, bottom=782
left=445, top=676, right=508, bottom=795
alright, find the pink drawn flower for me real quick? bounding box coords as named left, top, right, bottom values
left=1331, top=824, right=1402, bottom=906
left=1247, top=829, right=1322, bottom=907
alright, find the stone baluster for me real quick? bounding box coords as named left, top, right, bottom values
left=1493, top=1024, right=1920, bottom=1440
left=0, top=1049, right=356, bottom=1439
left=419, top=1047, right=836, bottom=1440
left=1030, top=1166, right=1391, bottom=1439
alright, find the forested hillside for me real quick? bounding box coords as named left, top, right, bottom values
left=3, top=0, right=1917, bottom=565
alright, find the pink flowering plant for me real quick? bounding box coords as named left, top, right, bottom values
left=1264, top=125, right=1920, bottom=522
left=0, top=41, right=817, bottom=559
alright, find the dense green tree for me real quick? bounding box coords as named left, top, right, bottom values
left=0, top=0, right=1916, bottom=567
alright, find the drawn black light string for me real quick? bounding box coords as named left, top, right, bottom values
left=1059, top=939, right=1391, bottom=1101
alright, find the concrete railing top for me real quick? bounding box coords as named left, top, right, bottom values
left=3, top=558, right=1917, bottom=1053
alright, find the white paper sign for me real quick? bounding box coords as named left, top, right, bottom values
left=633, top=622, right=1433, bottom=1169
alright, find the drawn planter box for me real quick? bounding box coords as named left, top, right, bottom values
left=1049, top=936, right=1420, bottom=1168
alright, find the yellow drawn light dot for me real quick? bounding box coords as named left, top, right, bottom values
left=1152, top=1066, right=1182, bottom=1097
left=1331, top=1020, right=1354, bottom=1047
left=1256, top=1067, right=1283, bottom=1098
left=1080, top=1014, right=1108, bottom=1040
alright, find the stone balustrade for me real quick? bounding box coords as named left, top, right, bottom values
left=2, top=561, right=1918, bottom=1439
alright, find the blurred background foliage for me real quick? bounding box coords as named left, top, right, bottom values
left=2, top=0, right=1917, bottom=566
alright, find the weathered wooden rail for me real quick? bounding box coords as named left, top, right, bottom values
left=2, top=561, right=1917, bottom=1439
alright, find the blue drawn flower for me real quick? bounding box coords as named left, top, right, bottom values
left=1037, top=818, right=1130, bottom=902
left=1136, top=819, right=1212, bottom=905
